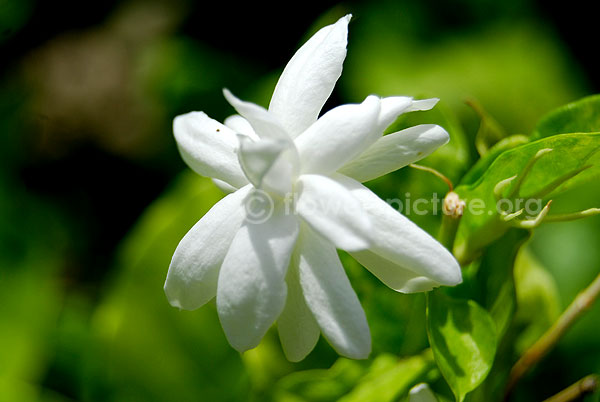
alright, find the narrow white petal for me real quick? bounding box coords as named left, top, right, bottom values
left=296, top=226, right=371, bottom=359
left=339, top=125, right=449, bottom=182
left=277, top=252, right=320, bottom=362
left=223, top=89, right=290, bottom=141
left=409, top=383, right=439, bottom=402
left=351, top=250, right=442, bottom=293
left=295, top=174, right=372, bottom=252
left=224, top=114, right=258, bottom=140
left=295, top=95, right=381, bottom=175
left=164, top=185, right=252, bottom=310
left=378, top=96, right=414, bottom=127
left=407, top=98, right=439, bottom=112
left=334, top=174, right=462, bottom=287
left=269, top=15, right=351, bottom=137
left=173, top=112, right=247, bottom=188
left=216, top=201, right=299, bottom=352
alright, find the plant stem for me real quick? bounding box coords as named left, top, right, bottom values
left=504, top=272, right=600, bottom=399
left=542, top=374, right=599, bottom=402
left=438, top=211, right=461, bottom=251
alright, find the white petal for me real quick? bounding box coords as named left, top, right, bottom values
left=409, top=383, right=439, bottom=402
left=216, top=200, right=299, bottom=352
left=407, top=98, right=439, bottom=112
left=296, top=226, right=371, bottom=359
left=223, top=89, right=290, bottom=141
left=269, top=15, right=351, bottom=138
left=277, top=254, right=320, bottom=362
left=212, top=178, right=238, bottom=193
left=224, top=114, right=258, bottom=139
left=164, top=185, right=252, bottom=310
left=295, top=174, right=372, bottom=252
left=173, top=112, right=247, bottom=188
left=237, top=135, right=299, bottom=196
left=378, top=96, right=414, bottom=126
left=334, top=174, right=462, bottom=288
left=351, top=250, right=442, bottom=293
left=339, top=125, right=449, bottom=182
left=370, top=96, right=431, bottom=145
left=295, top=95, right=381, bottom=175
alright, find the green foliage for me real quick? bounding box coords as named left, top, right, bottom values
left=472, top=229, right=530, bottom=339
left=275, top=350, right=436, bottom=402
left=0, top=259, right=62, bottom=401
left=454, top=133, right=600, bottom=263
left=344, top=14, right=586, bottom=136
left=86, top=173, right=252, bottom=402
left=459, top=135, right=529, bottom=187
left=426, top=291, right=497, bottom=402
left=532, top=94, right=600, bottom=139
left=275, top=358, right=368, bottom=402
left=512, top=249, right=561, bottom=354
left=339, top=351, right=435, bottom=402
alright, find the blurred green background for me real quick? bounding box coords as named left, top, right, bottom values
left=1, top=0, right=599, bottom=401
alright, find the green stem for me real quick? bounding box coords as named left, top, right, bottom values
left=438, top=211, right=461, bottom=251
left=542, top=374, right=599, bottom=402
left=504, top=272, right=600, bottom=399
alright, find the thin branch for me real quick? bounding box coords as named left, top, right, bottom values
left=504, top=272, right=600, bottom=399
left=542, top=374, right=599, bottom=402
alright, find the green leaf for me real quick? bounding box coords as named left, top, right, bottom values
left=454, top=133, right=600, bottom=263
left=476, top=229, right=531, bottom=339
left=275, top=351, right=436, bottom=402
left=275, top=358, right=368, bottom=402
left=426, top=292, right=497, bottom=402
left=513, top=248, right=561, bottom=354
left=532, top=94, right=600, bottom=139
left=459, top=135, right=529, bottom=187
left=339, top=350, right=436, bottom=402
left=442, top=230, right=529, bottom=401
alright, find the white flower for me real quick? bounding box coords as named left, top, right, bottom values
left=164, top=15, right=461, bottom=361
